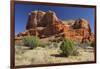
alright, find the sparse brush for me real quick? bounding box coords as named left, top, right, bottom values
left=60, top=39, right=79, bottom=57
left=90, top=41, right=95, bottom=47
left=23, top=36, right=40, bottom=49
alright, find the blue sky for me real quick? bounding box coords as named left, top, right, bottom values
left=15, top=3, right=95, bottom=34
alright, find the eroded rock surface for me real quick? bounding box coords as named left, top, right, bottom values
left=16, top=11, right=94, bottom=42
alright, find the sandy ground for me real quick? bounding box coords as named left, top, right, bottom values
left=15, top=45, right=94, bottom=66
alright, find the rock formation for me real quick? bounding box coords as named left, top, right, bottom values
left=16, top=10, right=94, bottom=42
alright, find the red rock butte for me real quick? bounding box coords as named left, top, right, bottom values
left=16, top=10, right=95, bottom=42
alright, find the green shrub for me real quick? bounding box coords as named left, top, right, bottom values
left=23, top=36, right=40, bottom=49
left=83, top=40, right=95, bottom=47
left=90, top=41, right=95, bottom=47
left=60, top=39, right=79, bottom=57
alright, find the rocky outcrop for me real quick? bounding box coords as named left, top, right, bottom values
left=16, top=10, right=94, bottom=42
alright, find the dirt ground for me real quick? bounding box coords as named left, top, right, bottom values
left=15, top=45, right=94, bottom=66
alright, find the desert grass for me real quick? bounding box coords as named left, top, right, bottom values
left=15, top=44, right=94, bottom=66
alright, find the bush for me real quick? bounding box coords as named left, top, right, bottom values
left=90, top=41, right=95, bottom=47
left=23, top=36, right=40, bottom=49
left=60, top=39, right=79, bottom=57
left=83, top=40, right=95, bottom=47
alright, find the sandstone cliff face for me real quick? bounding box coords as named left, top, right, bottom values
left=16, top=11, right=94, bottom=42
